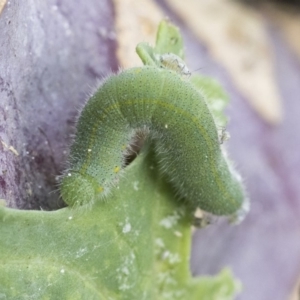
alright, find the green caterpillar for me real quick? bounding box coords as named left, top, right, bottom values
left=60, top=66, right=247, bottom=216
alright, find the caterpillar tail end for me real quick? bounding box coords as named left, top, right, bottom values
left=60, top=172, right=97, bottom=207
left=228, top=196, right=250, bottom=224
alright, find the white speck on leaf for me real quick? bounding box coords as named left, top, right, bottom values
left=168, top=253, right=181, bottom=264
left=161, top=251, right=181, bottom=264
left=121, top=267, right=129, bottom=275
left=174, top=231, right=182, bottom=237
left=155, top=238, right=165, bottom=248
left=119, top=283, right=131, bottom=291
left=162, top=250, right=170, bottom=260
left=133, top=181, right=139, bottom=191
left=159, top=211, right=181, bottom=229
left=75, top=247, right=88, bottom=258
left=117, top=252, right=135, bottom=291
left=122, top=220, right=131, bottom=233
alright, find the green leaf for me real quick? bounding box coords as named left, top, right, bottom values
left=154, top=19, right=184, bottom=58
left=0, top=149, right=240, bottom=299
left=136, top=42, right=159, bottom=67
left=136, top=19, right=184, bottom=67
left=190, top=74, right=230, bottom=128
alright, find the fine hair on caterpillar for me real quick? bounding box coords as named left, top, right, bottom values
left=60, top=66, right=248, bottom=217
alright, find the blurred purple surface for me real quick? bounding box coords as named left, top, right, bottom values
left=0, top=0, right=117, bottom=209
left=1, top=1, right=300, bottom=299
